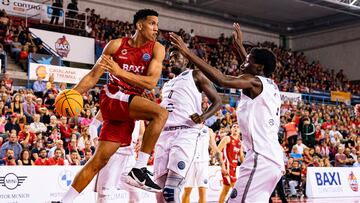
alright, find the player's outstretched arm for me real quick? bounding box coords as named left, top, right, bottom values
left=190, top=70, right=222, bottom=124
left=170, top=33, right=260, bottom=90
left=232, top=23, right=247, bottom=62
left=74, top=40, right=120, bottom=94
left=100, top=42, right=165, bottom=90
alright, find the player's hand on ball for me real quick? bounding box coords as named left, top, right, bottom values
left=169, top=32, right=189, bottom=55
left=99, top=55, right=123, bottom=77
left=190, top=113, right=204, bottom=124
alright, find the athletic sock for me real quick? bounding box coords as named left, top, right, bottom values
left=61, top=186, right=79, bottom=203
left=134, top=151, right=150, bottom=169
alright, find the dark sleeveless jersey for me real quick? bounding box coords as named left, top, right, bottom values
left=109, top=37, right=156, bottom=95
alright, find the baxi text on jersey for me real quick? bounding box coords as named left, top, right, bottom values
left=122, top=64, right=145, bottom=74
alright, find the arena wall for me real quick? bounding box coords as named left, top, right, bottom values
left=289, top=24, right=360, bottom=80
left=72, top=0, right=279, bottom=45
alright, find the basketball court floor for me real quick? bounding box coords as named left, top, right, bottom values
left=270, top=197, right=360, bottom=203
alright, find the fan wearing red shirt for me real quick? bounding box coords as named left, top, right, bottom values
left=47, top=148, right=65, bottom=165
left=34, top=148, right=49, bottom=165
left=59, top=116, right=71, bottom=144
left=321, top=115, right=332, bottom=130
left=18, top=125, right=37, bottom=148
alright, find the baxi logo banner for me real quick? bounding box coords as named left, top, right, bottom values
left=55, top=36, right=70, bottom=58
left=29, top=28, right=95, bottom=64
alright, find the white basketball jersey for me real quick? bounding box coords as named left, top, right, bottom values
left=116, top=121, right=140, bottom=155
left=236, top=76, right=284, bottom=169
left=160, top=70, right=202, bottom=128
left=194, top=126, right=210, bottom=162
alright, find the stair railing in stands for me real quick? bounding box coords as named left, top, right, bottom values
left=29, top=31, right=62, bottom=59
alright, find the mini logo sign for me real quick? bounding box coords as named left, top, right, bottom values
left=0, top=173, right=27, bottom=190
left=142, top=53, right=151, bottom=62
left=58, top=170, right=74, bottom=190
left=55, top=36, right=70, bottom=57
left=348, top=171, right=358, bottom=192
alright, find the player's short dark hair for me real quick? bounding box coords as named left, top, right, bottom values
left=133, top=9, right=159, bottom=26
left=250, top=48, right=276, bottom=77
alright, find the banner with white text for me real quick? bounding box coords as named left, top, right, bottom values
left=29, top=28, right=95, bottom=64
left=0, top=0, right=41, bottom=17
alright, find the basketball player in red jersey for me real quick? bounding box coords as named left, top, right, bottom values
left=217, top=124, right=244, bottom=203
left=61, top=9, right=167, bottom=202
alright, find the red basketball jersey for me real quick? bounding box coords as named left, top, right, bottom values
left=110, top=37, right=156, bottom=95
left=223, top=135, right=241, bottom=168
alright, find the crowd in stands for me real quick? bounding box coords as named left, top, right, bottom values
left=1, top=6, right=359, bottom=95
left=0, top=9, right=51, bottom=72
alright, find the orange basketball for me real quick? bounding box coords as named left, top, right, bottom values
left=54, top=89, right=83, bottom=117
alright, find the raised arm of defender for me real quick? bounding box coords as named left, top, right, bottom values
left=232, top=23, right=247, bottom=62
left=170, top=28, right=260, bottom=91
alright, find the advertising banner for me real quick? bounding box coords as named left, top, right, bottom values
left=29, top=63, right=90, bottom=84
left=280, top=91, right=302, bottom=104
left=0, top=166, right=96, bottom=203
left=306, top=167, right=360, bottom=198
left=0, top=166, right=235, bottom=202
left=29, top=28, right=95, bottom=64
left=330, top=91, right=352, bottom=104
left=0, top=0, right=41, bottom=17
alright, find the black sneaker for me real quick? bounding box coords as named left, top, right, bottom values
left=126, top=167, right=162, bottom=193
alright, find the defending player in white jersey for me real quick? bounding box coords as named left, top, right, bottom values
left=154, top=50, right=222, bottom=203
left=182, top=126, right=226, bottom=203
left=89, top=112, right=144, bottom=203
left=170, top=23, right=285, bottom=202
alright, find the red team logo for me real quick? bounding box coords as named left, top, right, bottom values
left=55, top=36, right=70, bottom=57
left=348, top=171, right=358, bottom=192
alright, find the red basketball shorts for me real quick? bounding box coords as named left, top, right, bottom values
left=99, top=85, right=135, bottom=146
left=222, top=164, right=237, bottom=186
